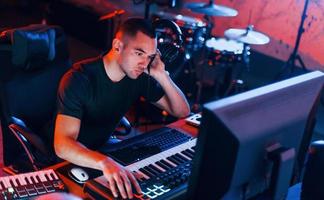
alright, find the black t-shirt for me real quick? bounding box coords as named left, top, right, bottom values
left=57, top=55, right=164, bottom=149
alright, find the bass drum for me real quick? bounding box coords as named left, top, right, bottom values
left=205, top=37, right=244, bottom=67
left=194, top=38, right=246, bottom=99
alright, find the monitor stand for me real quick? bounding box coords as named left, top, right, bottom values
left=255, top=144, right=296, bottom=200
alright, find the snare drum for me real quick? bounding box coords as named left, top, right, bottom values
left=154, top=12, right=207, bottom=51
left=205, top=37, right=244, bottom=66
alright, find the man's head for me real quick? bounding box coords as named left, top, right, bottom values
left=115, top=18, right=156, bottom=40
left=112, top=18, right=157, bottom=79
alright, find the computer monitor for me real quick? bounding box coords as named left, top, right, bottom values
left=187, top=71, right=324, bottom=200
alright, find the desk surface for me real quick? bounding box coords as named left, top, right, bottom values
left=49, top=119, right=302, bottom=200
left=49, top=119, right=301, bottom=200
left=49, top=118, right=198, bottom=199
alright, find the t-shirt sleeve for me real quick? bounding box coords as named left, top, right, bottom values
left=138, top=73, right=165, bottom=102
left=57, top=70, right=90, bottom=119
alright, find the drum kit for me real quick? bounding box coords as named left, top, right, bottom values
left=153, top=0, right=271, bottom=107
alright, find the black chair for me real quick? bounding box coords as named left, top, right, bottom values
left=0, top=24, right=72, bottom=173
left=301, top=140, right=324, bottom=199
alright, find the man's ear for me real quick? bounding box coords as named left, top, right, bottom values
left=112, top=38, right=123, bottom=53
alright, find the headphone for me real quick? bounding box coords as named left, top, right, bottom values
left=152, top=19, right=183, bottom=66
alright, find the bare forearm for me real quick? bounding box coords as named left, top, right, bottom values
left=55, top=136, right=141, bottom=199
left=153, top=71, right=190, bottom=117
left=55, top=137, right=109, bottom=171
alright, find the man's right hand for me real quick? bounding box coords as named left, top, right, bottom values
left=54, top=115, right=142, bottom=199
left=99, top=157, right=142, bottom=199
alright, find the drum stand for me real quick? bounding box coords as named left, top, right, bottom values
left=275, top=0, right=309, bottom=80
left=191, top=14, right=251, bottom=111
left=223, top=43, right=250, bottom=97
left=191, top=15, right=215, bottom=112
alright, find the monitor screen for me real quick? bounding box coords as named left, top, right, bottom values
left=187, top=71, right=324, bottom=200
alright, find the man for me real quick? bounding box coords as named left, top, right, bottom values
left=54, top=18, right=190, bottom=199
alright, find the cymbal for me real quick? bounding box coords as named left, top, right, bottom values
left=224, top=28, right=270, bottom=45
left=185, top=2, right=238, bottom=17
left=155, top=11, right=206, bottom=27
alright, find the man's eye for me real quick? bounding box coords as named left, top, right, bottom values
left=135, top=52, right=143, bottom=56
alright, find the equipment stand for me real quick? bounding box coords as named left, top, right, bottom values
left=275, top=0, right=309, bottom=80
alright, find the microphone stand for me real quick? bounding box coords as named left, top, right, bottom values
left=275, top=0, right=309, bottom=80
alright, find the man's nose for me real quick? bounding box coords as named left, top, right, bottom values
left=140, top=57, right=151, bottom=69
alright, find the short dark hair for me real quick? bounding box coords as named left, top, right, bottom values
left=115, top=18, right=156, bottom=39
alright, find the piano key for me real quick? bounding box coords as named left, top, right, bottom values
left=175, top=153, right=190, bottom=162
left=178, top=152, right=191, bottom=161
left=139, top=159, right=153, bottom=170
left=24, top=176, right=30, bottom=185
left=167, top=156, right=181, bottom=165
left=176, top=154, right=188, bottom=163
left=31, top=176, right=38, bottom=184
left=139, top=168, right=154, bottom=178
left=160, top=159, right=175, bottom=169
left=155, top=161, right=171, bottom=170
left=0, top=170, right=65, bottom=198
left=139, top=172, right=150, bottom=180
left=154, top=154, right=176, bottom=168
left=9, top=178, right=17, bottom=187
left=49, top=171, right=59, bottom=180
left=44, top=172, right=53, bottom=181
left=144, top=166, right=158, bottom=176
left=162, top=158, right=178, bottom=167
left=47, top=171, right=54, bottom=181
left=15, top=178, right=21, bottom=186
left=147, top=164, right=162, bottom=174
left=133, top=171, right=149, bottom=181
left=169, top=155, right=183, bottom=164
left=150, top=163, right=165, bottom=173
left=26, top=174, right=33, bottom=184
left=0, top=180, right=4, bottom=190
left=35, top=175, right=42, bottom=183
left=125, top=139, right=196, bottom=172
left=17, top=175, right=27, bottom=186
left=172, top=154, right=186, bottom=163
left=184, top=149, right=194, bottom=157
left=3, top=177, right=11, bottom=188
left=28, top=173, right=36, bottom=184
left=181, top=150, right=194, bottom=159
left=53, top=172, right=59, bottom=180
left=38, top=173, right=48, bottom=182
left=188, top=148, right=195, bottom=154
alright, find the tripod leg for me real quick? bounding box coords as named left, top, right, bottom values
left=223, top=79, right=237, bottom=97
left=274, top=0, right=310, bottom=80
left=296, top=54, right=307, bottom=71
